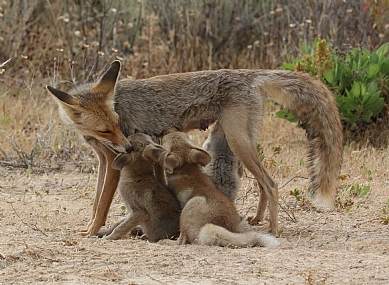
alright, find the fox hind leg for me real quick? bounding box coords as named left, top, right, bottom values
left=220, top=106, right=279, bottom=236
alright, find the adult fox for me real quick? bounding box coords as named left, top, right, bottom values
left=46, top=60, right=343, bottom=237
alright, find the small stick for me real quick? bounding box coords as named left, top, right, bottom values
left=8, top=201, right=48, bottom=237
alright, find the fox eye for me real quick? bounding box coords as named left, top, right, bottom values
left=100, top=130, right=112, bottom=134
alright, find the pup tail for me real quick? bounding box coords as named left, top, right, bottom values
left=198, top=224, right=279, bottom=248
left=256, top=70, right=343, bottom=210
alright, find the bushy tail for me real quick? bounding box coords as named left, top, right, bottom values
left=255, top=70, right=343, bottom=210
left=198, top=224, right=279, bottom=247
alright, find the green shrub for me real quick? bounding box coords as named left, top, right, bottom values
left=279, top=40, right=389, bottom=130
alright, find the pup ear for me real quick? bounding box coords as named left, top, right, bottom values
left=188, top=148, right=211, bottom=167
left=111, top=153, right=133, bottom=170
left=46, top=86, right=80, bottom=106
left=92, top=60, right=121, bottom=96
left=163, top=127, right=179, bottom=136
left=163, top=153, right=180, bottom=174
left=142, top=144, right=167, bottom=163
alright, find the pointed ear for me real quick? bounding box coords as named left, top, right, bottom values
left=46, top=86, right=80, bottom=106
left=142, top=144, right=167, bottom=163
left=163, top=127, right=179, bottom=136
left=92, top=60, right=121, bottom=95
left=188, top=148, right=211, bottom=167
left=111, top=153, right=133, bottom=170
left=163, top=153, right=180, bottom=174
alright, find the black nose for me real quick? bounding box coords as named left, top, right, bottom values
left=126, top=145, right=134, bottom=153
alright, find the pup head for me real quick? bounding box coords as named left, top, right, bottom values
left=161, top=131, right=211, bottom=174
left=129, top=133, right=167, bottom=163
left=46, top=61, right=133, bottom=154
left=111, top=133, right=167, bottom=170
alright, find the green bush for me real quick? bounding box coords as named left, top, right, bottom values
left=279, top=40, right=389, bottom=129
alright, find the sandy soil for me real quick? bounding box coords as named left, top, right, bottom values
left=1, top=118, right=388, bottom=284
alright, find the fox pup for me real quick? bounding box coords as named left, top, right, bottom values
left=98, top=133, right=181, bottom=242
left=160, top=130, right=279, bottom=247
left=46, top=60, right=343, bottom=237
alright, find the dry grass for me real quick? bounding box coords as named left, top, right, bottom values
left=2, top=1, right=389, bottom=166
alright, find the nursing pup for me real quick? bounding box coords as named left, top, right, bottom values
left=98, top=133, right=181, bottom=242
left=160, top=131, right=279, bottom=247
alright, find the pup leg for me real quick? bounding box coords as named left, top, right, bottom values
left=177, top=232, right=188, bottom=245
left=236, top=218, right=254, bottom=233
left=97, top=217, right=125, bottom=237
left=105, top=209, right=148, bottom=240
left=97, top=217, right=144, bottom=238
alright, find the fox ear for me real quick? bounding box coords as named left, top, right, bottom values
left=46, top=86, right=80, bottom=106
left=111, top=153, right=133, bottom=170
left=188, top=148, right=211, bottom=167
left=92, top=60, right=121, bottom=95
left=142, top=144, right=167, bottom=163
left=163, top=153, right=180, bottom=174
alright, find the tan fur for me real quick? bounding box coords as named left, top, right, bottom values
left=97, top=133, right=181, bottom=241
left=47, top=60, right=343, bottom=236
left=160, top=131, right=279, bottom=247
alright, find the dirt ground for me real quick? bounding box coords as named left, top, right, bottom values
left=1, top=117, right=389, bottom=284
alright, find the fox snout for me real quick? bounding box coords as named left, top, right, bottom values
left=126, top=145, right=134, bottom=153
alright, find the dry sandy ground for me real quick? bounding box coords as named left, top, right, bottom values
left=1, top=119, right=389, bottom=284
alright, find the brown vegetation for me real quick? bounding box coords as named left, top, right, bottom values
left=1, top=0, right=389, bottom=168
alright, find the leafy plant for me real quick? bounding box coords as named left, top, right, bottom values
left=383, top=199, right=389, bottom=215
left=280, top=40, right=389, bottom=128
left=347, top=183, right=371, bottom=197
left=289, top=188, right=310, bottom=208
left=324, top=43, right=389, bottom=124
left=335, top=182, right=371, bottom=211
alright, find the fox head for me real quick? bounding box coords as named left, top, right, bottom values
left=46, top=61, right=133, bottom=153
